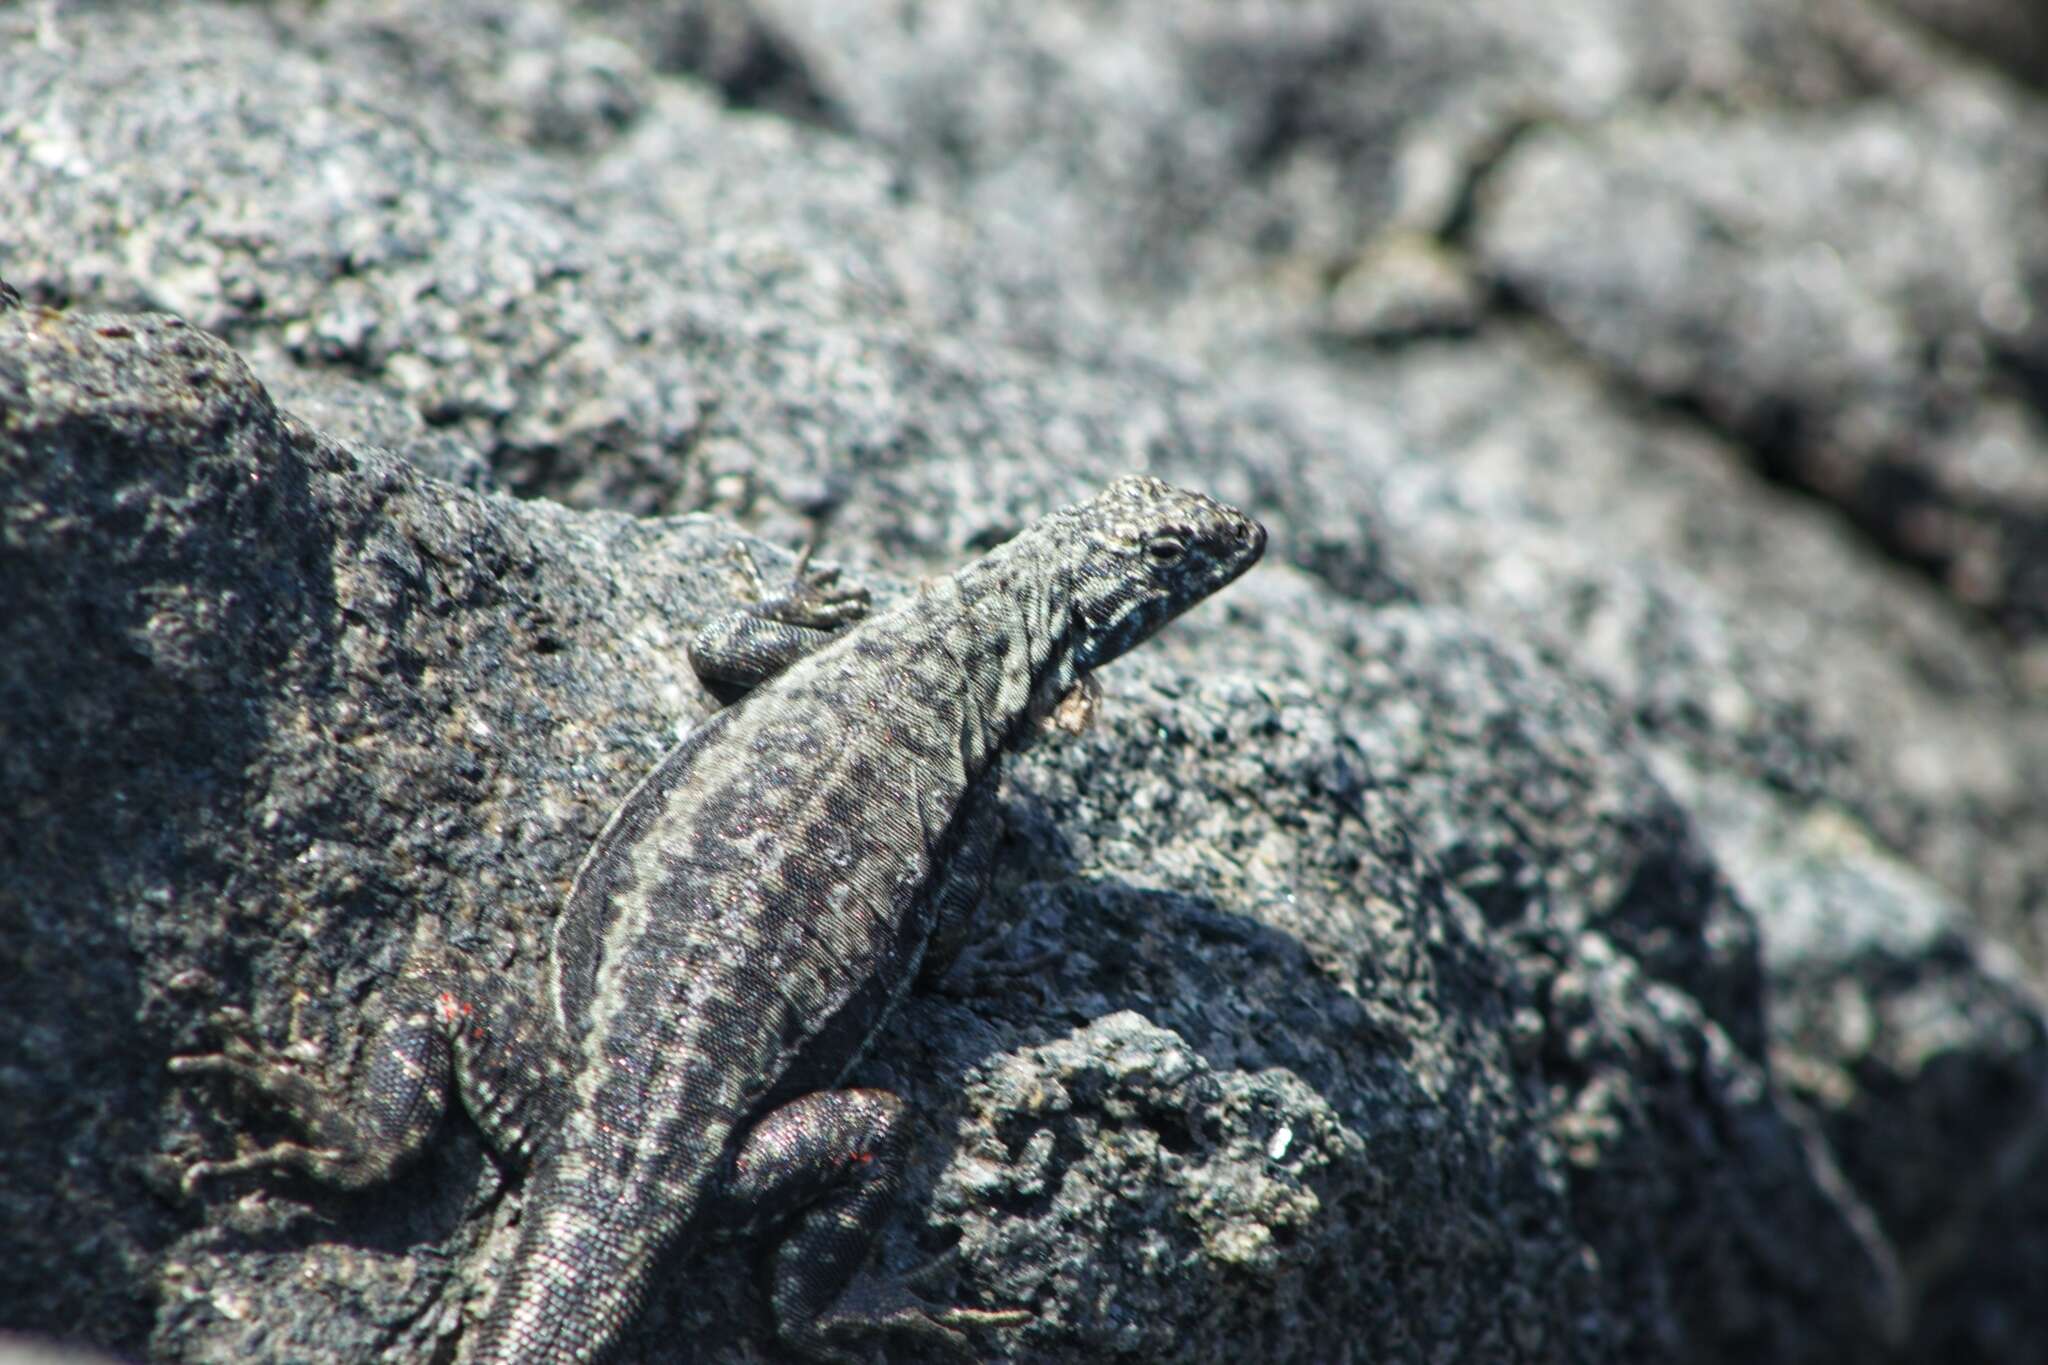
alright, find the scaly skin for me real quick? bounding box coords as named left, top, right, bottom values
left=174, top=476, right=1266, bottom=1362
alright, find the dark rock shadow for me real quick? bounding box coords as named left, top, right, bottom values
left=2, top=312, right=349, bottom=1350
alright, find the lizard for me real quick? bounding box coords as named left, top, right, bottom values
left=171, top=474, right=1267, bottom=1363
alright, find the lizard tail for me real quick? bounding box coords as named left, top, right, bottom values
left=468, top=1189, right=674, bottom=1365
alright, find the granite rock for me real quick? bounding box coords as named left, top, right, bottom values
left=4, top=2, right=2045, bottom=1362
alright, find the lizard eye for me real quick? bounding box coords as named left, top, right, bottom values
left=1145, top=535, right=1186, bottom=563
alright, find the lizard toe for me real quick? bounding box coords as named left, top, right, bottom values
left=800, top=1268, right=1030, bottom=1363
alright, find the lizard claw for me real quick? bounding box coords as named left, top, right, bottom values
left=728, top=541, right=871, bottom=629
left=176, top=1140, right=345, bottom=1195
left=770, top=546, right=871, bottom=630
left=802, top=1269, right=1031, bottom=1363
left=170, top=1012, right=269, bottom=1084
left=169, top=1006, right=311, bottom=1090
left=905, top=1245, right=1032, bottom=1328
left=169, top=1007, right=361, bottom=1190
left=933, top=1304, right=1035, bottom=1331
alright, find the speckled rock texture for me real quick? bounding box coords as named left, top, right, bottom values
left=2, top=2, right=2044, bottom=1362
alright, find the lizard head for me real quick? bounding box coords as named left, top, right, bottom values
left=1058, top=474, right=1267, bottom=671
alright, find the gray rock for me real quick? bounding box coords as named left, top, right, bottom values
left=1669, top=759, right=2048, bottom=1365
left=0, top=299, right=1891, bottom=1364
left=625, top=0, right=1861, bottom=322
left=5, top=1, right=2046, bottom=1362
left=0, top=1333, right=133, bottom=1365
left=1884, top=0, right=2048, bottom=89
left=1473, top=98, right=2048, bottom=644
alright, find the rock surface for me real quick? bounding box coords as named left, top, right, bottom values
left=3, top=2, right=2044, bottom=1363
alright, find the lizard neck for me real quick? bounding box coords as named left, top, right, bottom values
left=932, top=544, right=1082, bottom=772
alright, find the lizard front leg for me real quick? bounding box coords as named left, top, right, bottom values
left=689, top=542, right=871, bottom=703
left=717, top=1089, right=1029, bottom=1363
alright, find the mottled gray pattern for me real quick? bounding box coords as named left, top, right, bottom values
left=176, top=475, right=1263, bottom=1363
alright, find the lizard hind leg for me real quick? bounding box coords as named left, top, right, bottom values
left=172, top=948, right=563, bottom=1192
left=169, top=990, right=455, bottom=1193
left=719, top=1089, right=1029, bottom=1363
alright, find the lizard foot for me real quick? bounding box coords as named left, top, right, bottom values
left=168, top=1000, right=442, bottom=1192
left=734, top=541, right=871, bottom=631
left=798, top=1267, right=1032, bottom=1364
left=170, top=1006, right=293, bottom=1071
left=170, top=1011, right=348, bottom=1191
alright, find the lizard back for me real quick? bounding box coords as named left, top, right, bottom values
left=495, top=475, right=1264, bottom=1360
